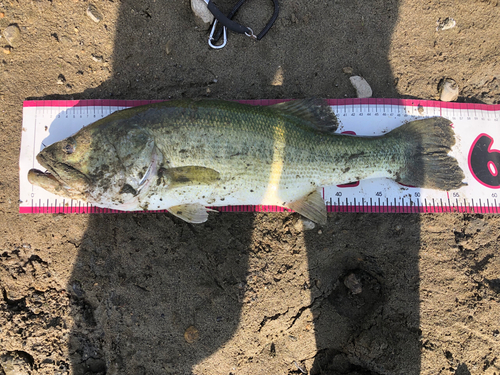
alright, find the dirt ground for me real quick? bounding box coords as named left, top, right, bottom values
left=1, top=0, right=500, bottom=374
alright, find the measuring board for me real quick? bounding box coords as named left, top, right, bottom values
left=19, top=98, right=500, bottom=214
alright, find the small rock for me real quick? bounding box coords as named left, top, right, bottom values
left=293, top=218, right=316, bottom=231
left=271, top=65, right=284, bottom=86
left=184, top=326, right=200, bottom=343
left=3, top=24, right=21, bottom=47
left=342, top=66, right=353, bottom=74
left=191, top=0, right=214, bottom=25
left=349, top=76, right=373, bottom=98
left=60, top=35, right=73, bottom=45
left=86, top=4, right=102, bottom=23
left=57, top=74, right=66, bottom=85
left=436, top=17, right=456, bottom=31
left=0, top=12, right=5, bottom=18
left=91, top=54, right=103, bottom=62
left=439, top=78, right=459, bottom=102
left=302, top=219, right=316, bottom=231
left=344, top=273, right=362, bottom=295
left=72, top=281, right=84, bottom=297
left=165, top=40, right=173, bottom=55
left=2, top=46, right=12, bottom=54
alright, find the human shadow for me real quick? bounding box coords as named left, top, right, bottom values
left=68, top=213, right=254, bottom=375
left=305, top=213, right=421, bottom=374
left=47, top=0, right=414, bottom=373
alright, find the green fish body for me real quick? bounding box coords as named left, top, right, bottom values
left=28, top=99, right=465, bottom=224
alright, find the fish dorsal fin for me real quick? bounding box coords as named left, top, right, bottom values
left=271, top=98, right=339, bottom=133
left=158, top=166, right=220, bottom=188
left=286, top=190, right=327, bottom=225
left=168, top=203, right=214, bottom=224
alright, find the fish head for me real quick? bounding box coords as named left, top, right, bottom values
left=29, top=120, right=160, bottom=208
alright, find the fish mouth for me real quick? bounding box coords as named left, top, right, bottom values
left=28, top=153, right=91, bottom=199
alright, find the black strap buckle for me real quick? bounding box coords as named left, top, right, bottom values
left=205, top=0, right=279, bottom=48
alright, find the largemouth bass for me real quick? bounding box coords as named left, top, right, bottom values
left=28, top=99, right=465, bottom=224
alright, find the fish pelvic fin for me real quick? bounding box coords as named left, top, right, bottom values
left=168, top=203, right=215, bottom=224
left=389, top=117, right=465, bottom=190
left=286, top=190, right=327, bottom=226
left=271, top=98, right=339, bottom=133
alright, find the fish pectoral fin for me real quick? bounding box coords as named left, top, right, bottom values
left=168, top=203, right=212, bottom=224
left=159, top=166, right=220, bottom=188
left=286, top=190, right=327, bottom=226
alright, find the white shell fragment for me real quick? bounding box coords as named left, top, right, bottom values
left=191, top=0, right=214, bottom=25
left=2, top=24, right=21, bottom=47
left=439, top=78, right=459, bottom=102
left=86, top=4, right=102, bottom=23
left=349, top=76, right=373, bottom=98
left=436, top=17, right=456, bottom=31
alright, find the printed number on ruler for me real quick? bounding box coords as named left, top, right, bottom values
left=469, top=133, right=500, bottom=189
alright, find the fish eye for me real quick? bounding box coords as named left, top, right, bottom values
left=63, top=138, right=76, bottom=154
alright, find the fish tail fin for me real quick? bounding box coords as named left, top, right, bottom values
left=389, top=117, right=465, bottom=190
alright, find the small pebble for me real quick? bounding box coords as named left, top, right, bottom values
left=86, top=4, right=102, bottom=23
left=91, top=54, right=103, bottom=62
left=344, top=273, right=362, bottom=295
left=436, top=17, right=456, bottom=31
left=184, top=326, right=200, bottom=343
left=60, top=35, right=73, bottom=45
left=165, top=40, right=172, bottom=55
left=2, top=46, right=11, bottom=54
left=439, top=78, right=459, bottom=102
left=0, top=12, right=5, bottom=18
left=349, top=76, right=373, bottom=98
left=342, top=66, right=353, bottom=74
left=301, top=218, right=316, bottom=231
left=57, top=74, right=66, bottom=85
left=191, top=0, right=214, bottom=25
left=293, top=218, right=316, bottom=231
left=3, top=24, right=21, bottom=47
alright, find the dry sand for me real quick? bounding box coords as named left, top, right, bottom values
left=1, top=0, right=499, bottom=374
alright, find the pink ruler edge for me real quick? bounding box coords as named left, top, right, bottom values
left=23, top=98, right=500, bottom=110
left=19, top=205, right=499, bottom=214
left=21, top=98, right=500, bottom=214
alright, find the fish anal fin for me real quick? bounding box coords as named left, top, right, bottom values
left=286, top=190, right=327, bottom=226
left=168, top=203, right=212, bottom=224
left=159, top=166, right=220, bottom=188
left=271, top=98, right=339, bottom=133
